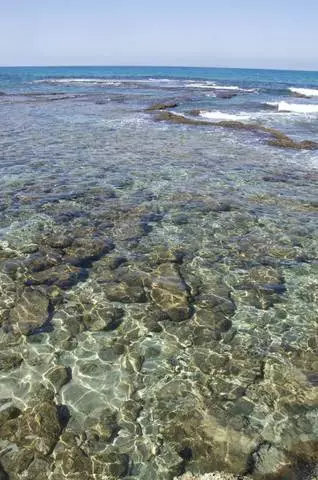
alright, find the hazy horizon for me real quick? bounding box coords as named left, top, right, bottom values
left=1, top=0, right=318, bottom=70
left=1, top=64, right=318, bottom=73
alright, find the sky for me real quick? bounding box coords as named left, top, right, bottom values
left=0, top=0, right=318, bottom=70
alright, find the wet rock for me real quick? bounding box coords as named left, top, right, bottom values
left=24, top=251, right=62, bottom=272
left=120, top=400, right=143, bottom=423
left=85, top=407, right=118, bottom=442
left=230, top=266, right=286, bottom=310
left=149, top=263, right=192, bottom=321
left=0, top=404, right=21, bottom=423
left=56, top=447, right=93, bottom=476
left=99, top=343, right=125, bottom=361
left=28, top=383, right=55, bottom=406
left=64, top=237, right=114, bottom=267
left=0, top=351, right=23, bottom=371
left=105, top=281, right=147, bottom=303
left=45, top=365, right=71, bottom=392
left=156, top=111, right=318, bottom=150
left=45, top=234, right=73, bottom=249
left=146, top=101, right=179, bottom=111
left=156, top=111, right=212, bottom=126
left=25, top=264, right=85, bottom=289
left=82, top=303, right=124, bottom=331
left=149, top=246, right=185, bottom=265
left=0, top=449, right=35, bottom=479
left=101, top=255, right=128, bottom=270
left=25, top=455, right=52, bottom=480
left=251, top=443, right=290, bottom=476
left=2, top=259, right=24, bottom=280
left=171, top=213, right=189, bottom=225
left=9, top=287, right=49, bottom=335
left=0, top=401, right=63, bottom=455
left=92, top=448, right=129, bottom=477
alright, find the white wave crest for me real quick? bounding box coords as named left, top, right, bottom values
left=264, top=102, right=279, bottom=108
left=186, top=82, right=255, bottom=92
left=289, top=87, right=318, bottom=97
left=185, top=82, right=217, bottom=89
left=199, top=110, right=251, bottom=121
left=278, top=101, right=318, bottom=113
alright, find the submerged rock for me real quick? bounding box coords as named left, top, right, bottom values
left=0, top=401, right=63, bottom=455
left=9, top=287, right=50, bottom=335
left=64, top=237, right=114, bottom=267
left=25, top=264, right=85, bottom=289
left=45, top=365, right=71, bottom=392
left=0, top=351, right=23, bottom=371
left=149, top=263, right=193, bottom=321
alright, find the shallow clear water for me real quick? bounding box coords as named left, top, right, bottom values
left=0, top=66, right=317, bottom=480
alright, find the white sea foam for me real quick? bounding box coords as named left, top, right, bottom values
left=277, top=101, right=318, bottom=113
left=289, top=87, right=318, bottom=97
left=199, top=110, right=251, bottom=121
left=185, top=82, right=217, bottom=89
left=264, top=102, right=279, bottom=108
left=186, top=82, right=255, bottom=92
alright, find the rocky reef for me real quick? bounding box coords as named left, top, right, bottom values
left=0, top=85, right=317, bottom=479
left=0, top=175, right=317, bottom=479
left=151, top=110, right=318, bottom=150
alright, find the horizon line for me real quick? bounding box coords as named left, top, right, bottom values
left=1, top=64, right=318, bottom=73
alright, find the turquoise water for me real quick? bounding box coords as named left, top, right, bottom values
left=0, top=66, right=317, bottom=480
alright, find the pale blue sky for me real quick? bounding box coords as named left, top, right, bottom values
left=1, top=0, right=317, bottom=69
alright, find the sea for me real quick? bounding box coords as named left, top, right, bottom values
left=0, top=66, right=317, bottom=480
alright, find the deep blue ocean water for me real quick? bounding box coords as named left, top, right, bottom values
left=0, top=66, right=317, bottom=479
